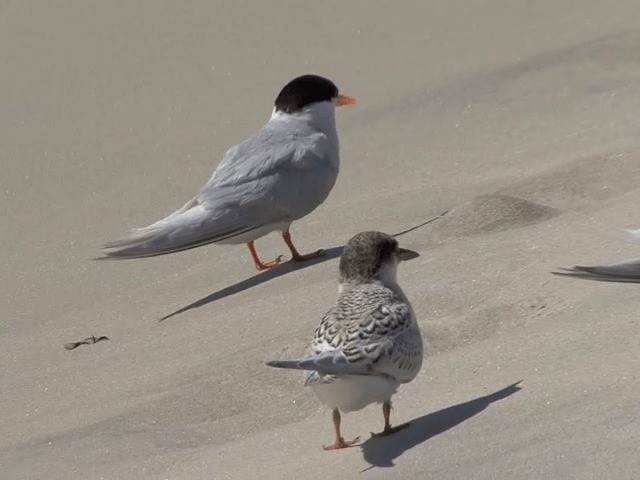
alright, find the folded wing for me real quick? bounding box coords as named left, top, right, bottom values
left=553, top=229, right=640, bottom=283
left=101, top=127, right=330, bottom=259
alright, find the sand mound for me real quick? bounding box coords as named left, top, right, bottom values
left=434, top=194, right=559, bottom=237
left=502, top=150, right=640, bottom=211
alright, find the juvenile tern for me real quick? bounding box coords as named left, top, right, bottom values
left=267, top=231, right=423, bottom=450
left=100, top=74, right=356, bottom=270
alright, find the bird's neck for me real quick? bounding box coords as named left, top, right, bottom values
left=378, top=262, right=399, bottom=289
left=338, top=263, right=408, bottom=300
left=377, top=262, right=410, bottom=302
left=270, top=102, right=338, bottom=138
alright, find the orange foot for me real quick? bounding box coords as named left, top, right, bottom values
left=247, top=241, right=286, bottom=271
left=282, top=230, right=324, bottom=263
left=370, top=422, right=410, bottom=438
left=253, top=255, right=286, bottom=271
left=323, top=436, right=360, bottom=451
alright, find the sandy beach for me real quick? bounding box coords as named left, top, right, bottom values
left=2, top=1, right=640, bottom=478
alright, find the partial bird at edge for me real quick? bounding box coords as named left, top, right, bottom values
left=552, top=229, right=640, bottom=283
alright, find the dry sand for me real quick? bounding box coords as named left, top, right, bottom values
left=2, top=1, right=640, bottom=478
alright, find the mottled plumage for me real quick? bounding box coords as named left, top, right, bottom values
left=267, top=231, right=423, bottom=449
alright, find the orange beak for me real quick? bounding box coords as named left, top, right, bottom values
left=336, top=94, right=357, bottom=106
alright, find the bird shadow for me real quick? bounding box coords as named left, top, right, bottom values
left=360, top=381, right=522, bottom=470
left=159, top=211, right=449, bottom=322
left=159, top=246, right=344, bottom=321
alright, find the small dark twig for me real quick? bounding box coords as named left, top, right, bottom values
left=64, top=334, right=109, bottom=350
left=393, top=210, right=450, bottom=237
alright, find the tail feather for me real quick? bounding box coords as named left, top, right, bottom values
left=553, top=260, right=640, bottom=283
left=99, top=202, right=257, bottom=259
left=552, top=228, right=640, bottom=283
left=102, top=226, right=166, bottom=251
left=266, top=352, right=371, bottom=376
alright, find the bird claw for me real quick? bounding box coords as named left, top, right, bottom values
left=254, top=256, right=284, bottom=271
left=322, top=436, right=360, bottom=450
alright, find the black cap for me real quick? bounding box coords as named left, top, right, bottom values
left=274, top=74, right=339, bottom=114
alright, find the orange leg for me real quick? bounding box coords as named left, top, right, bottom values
left=323, top=409, right=359, bottom=451
left=371, top=401, right=410, bottom=437
left=282, top=230, right=324, bottom=262
left=246, top=241, right=283, bottom=271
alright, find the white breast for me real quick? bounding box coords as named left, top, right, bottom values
left=310, top=375, right=399, bottom=413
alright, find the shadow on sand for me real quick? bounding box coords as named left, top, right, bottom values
left=360, top=381, right=522, bottom=470
left=159, top=211, right=449, bottom=322
left=159, top=246, right=344, bottom=321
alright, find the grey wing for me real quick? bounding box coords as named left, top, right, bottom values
left=266, top=352, right=372, bottom=376
left=101, top=128, right=332, bottom=258
left=553, top=259, right=640, bottom=283
left=552, top=229, right=640, bottom=283
left=200, top=127, right=337, bottom=225
left=100, top=194, right=262, bottom=258
left=266, top=307, right=372, bottom=383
